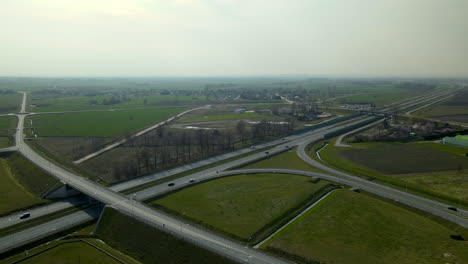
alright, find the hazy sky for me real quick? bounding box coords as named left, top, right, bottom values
left=2, top=0, right=467, bottom=77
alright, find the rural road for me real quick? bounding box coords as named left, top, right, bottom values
left=2, top=89, right=467, bottom=261
left=73, top=105, right=211, bottom=164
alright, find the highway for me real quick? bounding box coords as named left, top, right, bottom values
left=2, top=89, right=467, bottom=261
left=9, top=92, right=294, bottom=263
left=0, top=114, right=365, bottom=230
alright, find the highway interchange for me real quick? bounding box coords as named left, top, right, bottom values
left=0, top=89, right=467, bottom=263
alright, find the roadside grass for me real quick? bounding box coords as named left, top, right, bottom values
left=95, top=207, right=236, bottom=264
left=13, top=241, right=120, bottom=264
left=29, top=94, right=208, bottom=112
left=151, top=173, right=335, bottom=243
left=3, top=152, right=60, bottom=197
left=122, top=145, right=274, bottom=194
left=312, top=140, right=468, bottom=205
left=0, top=158, right=47, bottom=215
left=28, top=107, right=188, bottom=137
left=0, top=93, right=22, bottom=113
left=244, top=147, right=324, bottom=173
left=1, top=223, right=141, bottom=264
left=264, top=189, right=468, bottom=264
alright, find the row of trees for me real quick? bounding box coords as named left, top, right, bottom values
left=111, top=120, right=293, bottom=181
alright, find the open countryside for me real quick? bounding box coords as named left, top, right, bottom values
left=1, top=1, right=468, bottom=263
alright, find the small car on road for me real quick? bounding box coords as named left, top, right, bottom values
left=168, top=182, right=175, bottom=187
left=20, top=212, right=31, bottom=219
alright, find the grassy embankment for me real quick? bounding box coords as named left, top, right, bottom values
left=1, top=224, right=141, bottom=264
left=28, top=107, right=188, bottom=137
left=263, top=189, right=468, bottom=264
left=0, top=116, right=17, bottom=148
left=244, top=147, right=324, bottom=173
left=311, top=139, right=468, bottom=207
left=0, top=153, right=60, bottom=215
left=151, top=173, right=337, bottom=244
left=95, top=207, right=236, bottom=264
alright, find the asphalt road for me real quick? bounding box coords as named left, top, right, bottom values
left=10, top=93, right=293, bottom=263
left=2, top=90, right=466, bottom=261
left=0, top=114, right=364, bottom=231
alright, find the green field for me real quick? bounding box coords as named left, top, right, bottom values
left=265, top=189, right=468, bottom=264
left=18, top=241, right=121, bottom=264
left=0, top=154, right=52, bottom=215
left=0, top=116, right=17, bottom=136
left=0, top=116, right=17, bottom=147
left=152, top=173, right=332, bottom=240
left=316, top=141, right=468, bottom=202
left=414, top=91, right=468, bottom=123
left=245, top=148, right=322, bottom=172
left=29, top=94, right=208, bottom=112
left=179, top=112, right=266, bottom=122
left=29, top=107, right=187, bottom=137
left=95, top=207, right=236, bottom=264
left=0, top=93, right=22, bottom=113
left=338, top=142, right=468, bottom=174
left=338, top=91, right=416, bottom=106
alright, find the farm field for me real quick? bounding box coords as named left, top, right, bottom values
left=338, top=92, right=416, bottom=106
left=179, top=112, right=267, bottom=122
left=338, top=142, right=468, bottom=174
left=414, top=90, right=468, bottom=123
left=0, top=116, right=17, bottom=147
left=32, top=137, right=115, bottom=161
left=151, top=173, right=333, bottom=241
left=0, top=93, right=22, bottom=113
left=28, top=94, right=209, bottom=112
left=96, top=207, right=236, bottom=264
left=28, top=107, right=188, bottom=137
left=244, top=148, right=323, bottom=173
left=0, top=116, right=17, bottom=136
left=316, top=141, right=468, bottom=202
left=265, top=189, right=468, bottom=264
left=0, top=154, right=53, bottom=215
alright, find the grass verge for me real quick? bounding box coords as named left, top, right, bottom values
left=150, top=173, right=337, bottom=245
left=264, top=189, right=468, bottom=264
left=95, top=207, right=237, bottom=264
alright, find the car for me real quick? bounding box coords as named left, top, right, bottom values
left=265, top=151, right=269, bottom=155
left=284, top=145, right=289, bottom=148
left=281, top=138, right=286, bottom=141
left=20, top=212, right=31, bottom=219
left=250, top=146, right=255, bottom=149
left=189, top=179, right=195, bottom=183
left=448, top=206, right=458, bottom=212
left=167, top=182, right=175, bottom=187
